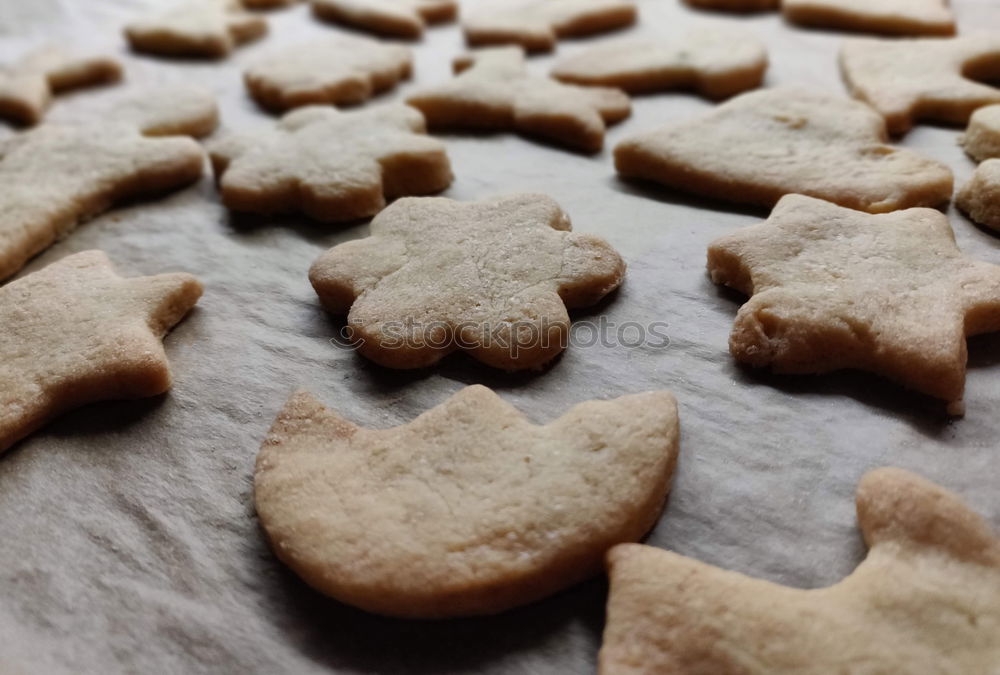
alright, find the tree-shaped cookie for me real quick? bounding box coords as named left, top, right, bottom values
left=552, top=26, right=767, bottom=99
left=208, top=105, right=452, bottom=223
left=244, top=36, right=412, bottom=112
left=0, top=86, right=217, bottom=282
left=614, top=87, right=952, bottom=213
left=0, top=251, right=202, bottom=455
left=407, top=47, right=630, bottom=153
left=840, top=35, right=1000, bottom=135
left=784, top=0, right=955, bottom=36
left=125, top=0, right=267, bottom=59
left=708, top=194, right=1000, bottom=414
left=310, top=0, right=457, bottom=39
left=309, top=193, right=626, bottom=370
left=0, top=47, right=121, bottom=126
left=600, top=468, right=1000, bottom=673
left=255, top=385, right=679, bottom=617
left=463, top=0, right=636, bottom=53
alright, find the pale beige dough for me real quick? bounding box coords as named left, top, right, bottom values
left=957, top=159, right=1000, bottom=233
left=0, top=251, right=203, bottom=454
left=464, top=0, right=636, bottom=52
left=961, top=104, right=1000, bottom=162
left=600, top=467, right=1000, bottom=674
left=308, top=193, right=626, bottom=370
left=707, top=193, right=1000, bottom=413
left=683, top=0, right=779, bottom=12
left=125, top=0, right=267, bottom=59
left=209, top=104, right=452, bottom=223
left=614, top=86, right=952, bottom=213
left=551, top=26, right=767, bottom=99
left=840, top=34, right=1000, bottom=135
left=407, top=47, right=630, bottom=153
left=244, top=36, right=412, bottom=112
left=310, top=0, right=457, bottom=39
left=255, top=384, right=679, bottom=618
left=784, top=0, right=955, bottom=36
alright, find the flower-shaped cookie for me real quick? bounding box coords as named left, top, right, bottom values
left=463, top=0, right=636, bottom=52
left=310, top=0, right=457, bottom=38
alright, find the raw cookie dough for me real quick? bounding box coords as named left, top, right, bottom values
left=961, top=104, right=1000, bottom=162
left=784, top=0, right=955, bottom=36
left=463, top=0, right=636, bottom=53
left=957, top=159, right=1000, bottom=232
left=125, top=0, right=267, bottom=59
left=310, top=0, right=457, bottom=39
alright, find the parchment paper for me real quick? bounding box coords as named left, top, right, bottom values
left=1, top=1, right=998, bottom=673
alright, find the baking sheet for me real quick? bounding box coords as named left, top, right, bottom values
left=1, top=0, right=999, bottom=672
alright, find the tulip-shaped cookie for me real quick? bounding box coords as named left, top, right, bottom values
left=255, top=385, right=679, bottom=617
left=615, top=87, right=951, bottom=213
left=784, top=0, right=955, bottom=36
left=125, top=0, right=267, bottom=58
left=310, top=0, right=457, bottom=38
left=0, top=251, right=202, bottom=454
left=840, top=35, right=1000, bottom=135
left=209, top=105, right=452, bottom=222
left=708, top=194, right=1000, bottom=414
left=600, top=468, right=1000, bottom=673
left=309, top=193, right=626, bottom=370
left=407, top=47, right=630, bottom=153
left=463, top=0, right=636, bottom=52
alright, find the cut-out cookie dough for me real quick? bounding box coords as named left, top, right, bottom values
left=256, top=385, right=679, bottom=618
left=244, top=36, right=412, bottom=112
left=683, top=0, right=779, bottom=12
left=600, top=468, right=1000, bottom=674
left=309, top=193, right=625, bottom=370
left=840, top=35, right=1000, bottom=135
left=407, top=47, right=630, bottom=153
left=961, top=104, right=1000, bottom=162
left=614, top=87, right=952, bottom=213
left=552, top=26, right=767, bottom=99
left=0, top=47, right=121, bottom=126
left=125, top=0, right=267, bottom=59
left=708, top=194, right=1000, bottom=414
left=311, top=0, right=457, bottom=39
left=0, top=86, right=216, bottom=282
left=784, top=0, right=955, bottom=36
left=464, top=0, right=636, bottom=53
left=957, top=160, right=1000, bottom=232
left=209, top=104, right=451, bottom=222
left=0, top=251, right=202, bottom=454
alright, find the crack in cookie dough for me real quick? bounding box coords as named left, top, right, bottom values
left=125, top=0, right=267, bottom=59
left=784, top=0, right=955, bottom=36
left=463, top=0, right=636, bottom=53
left=310, top=0, right=457, bottom=39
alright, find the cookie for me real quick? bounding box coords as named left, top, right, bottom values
left=614, top=86, right=952, bottom=213
left=244, top=36, right=412, bottom=112
left=407, top=47, right=630, bottom=153
left=244, top=0, right=299, bottom=8
left=310, top=0, right=457, bottom=39
left=98, top=85, right=220, bottom=138
left=255, top=385, right=679, bottom=617
left=125, top=0, right=267, bottom=59
left=463, top=0, right=636, bottom=53
left=960, top=104, right=1000, bottom=162
left=0, top=47, right=121, bottom=126
left=551, top=26, right=767, bottom=99
left=209, top=104, right=451, bottom=222
left=957, top=160, right=1000, bottom=232
left=0, top=86, right=215, bottom=282
left=707, top=193, right=1000, bottom=414
left=600, top=468, right=1000, bottom=674
left=840, top=35, right=1000, bottom=135
left=683, top=0, right=779, bottom=12
left=0, top=251, right=202, bottom=455
left=784, top=0, right=955, bottom=36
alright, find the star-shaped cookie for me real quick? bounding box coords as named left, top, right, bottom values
left=208, top=104, right=452, bottom=223
left=784, top=0, right=955, bottom=36
left=0, top=251, right=203, bottom=455
left=551, top=26, right=767, bottom=99
left=310, top=0, right=457, bottom=39
left=244, top=36, right=412, bottom=112
left=708, top=194, right=1000, bottom=414
left=125, top=0, right=267, bottom=59
left=958, top=159, right=1000, bottom=232
left=255, top=385, right=679, bottom=618
left=308, top=193, right=626, bottom=370
left=840, top=35, right=1000, bottom=135
left=614, top=87, right=952, bottom=213
left=407, top=47, right=631, bottom=153
left=0, top=47, right=121, bottom=126
left=463, top=0, right=636, bottom=53
left=600, top=467, right=1000, bottom=674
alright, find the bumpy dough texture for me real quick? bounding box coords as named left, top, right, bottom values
left=600, top=468, right=1000, bottom=674
left=209, top=104, right=452, bottom=223
left=784, top=0, right=955, bottom=36
left=407, top=47, right=630, bottom=153
left=0, top=47, right=121, bottom=126
left=0, top=86, right=216, bottom=282
left=551, top=27, right=767, bottom=99
left=0, top=250, right=202, bottom=454
left=683, top=0, right=779, bottom=12
left=244, top=36, right=411, bottom=112
left=707, top=194, right=1000, bottom=412
left=308, top=193, right=626, bottom=370
left=961, top=104, right=1000, bottom=162
left=958, top=160, right=1000, bottom=232
left=464, top=0, right=636, bottom=52
left=310, top=0, right=457, bottom=38
left=125, top=0, right=267, bottom=58
left=840, top=35, right=1000, bottom=135
left=255, top=384, right=679, bottom=618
